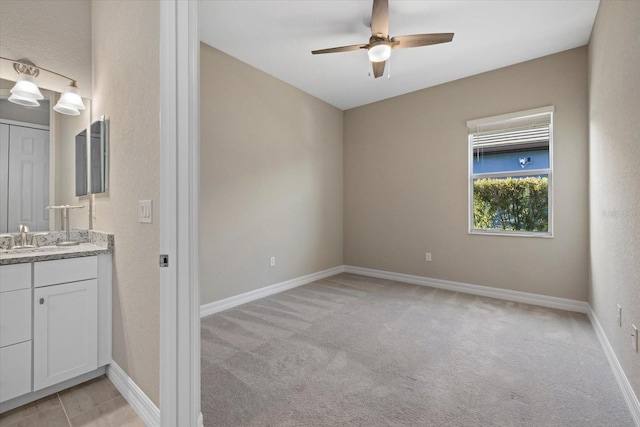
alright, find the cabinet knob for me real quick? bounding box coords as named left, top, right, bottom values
left=39, top=298, right=44, bottom=305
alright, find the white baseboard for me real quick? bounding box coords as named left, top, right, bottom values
left=344, top=265, right=589, bottom=313
left=200, top=265, right=345, bottom=317
left=107, top=361, right=160, bottom=427
left=587, top=308, right=640, bottom=426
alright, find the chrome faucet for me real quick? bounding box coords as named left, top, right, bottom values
left=19, top=224, right=28, bottom=246
left=16, top=224, right=35, bottom=248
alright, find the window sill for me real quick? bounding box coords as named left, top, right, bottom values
left=469, top=229, right=553, bottom=238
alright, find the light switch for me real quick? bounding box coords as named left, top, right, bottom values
left=139, top=200, right=152, bottom=223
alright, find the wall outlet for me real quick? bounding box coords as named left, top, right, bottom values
left=425, top=252, right=432, bottom=262
left=269, top=256, right=275, bottom=267
left=632, top=324, right=638, bottom=353
left=617, top=304, right=622, bottom=327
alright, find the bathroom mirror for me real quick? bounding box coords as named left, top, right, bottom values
left=0, top=78, right=91, bottom=233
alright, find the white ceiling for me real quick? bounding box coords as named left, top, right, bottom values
left=199, top=0, right=599, bottom=111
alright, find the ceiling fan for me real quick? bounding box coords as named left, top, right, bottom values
left=311, top=0, right=454, bottom=78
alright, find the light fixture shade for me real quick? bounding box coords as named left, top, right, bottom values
left=55, top=83, right=86, bottom=111
left=53, top=102, right=80, bottom=116
left=8, top=93, right=40, bottom=107
left=368, top=43, right=391, bottom=62
left=10, top=74, right=44, bottom=100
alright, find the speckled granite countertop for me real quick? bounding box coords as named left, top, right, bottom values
left=0, top=230, right=114, bottom=265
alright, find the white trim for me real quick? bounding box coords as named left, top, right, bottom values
left=466, top=105, right=555, bottom=128
left=343, top=265, right=589, bottom=313
left=107, top=361, right=160, bottom=427
left=468, top=229, right=553, bottom=238
left=159, top=1, right=201, bottom=426
left=587, top=308, right=640, bottom=426
left=200, top=266, right=345, bottom=317
left=159, top=0, right=178, bottom=422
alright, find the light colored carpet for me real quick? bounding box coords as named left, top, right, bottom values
left=200, top=273, right=635, bottom=426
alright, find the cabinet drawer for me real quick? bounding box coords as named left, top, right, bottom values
left=0, top=341, right=32, bottom=403
left=0, top=263, right=31, bottom=292
left=0, top=289, right=31, bottom=347
left=34, top=256, right=97, bottom=287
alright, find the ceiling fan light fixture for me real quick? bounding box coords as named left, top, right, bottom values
left=367, top=43, right=391, bottom=62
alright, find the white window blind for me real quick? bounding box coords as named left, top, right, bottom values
left=468, top=106, right=553, bottom=151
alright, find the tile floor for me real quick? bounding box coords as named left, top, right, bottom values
left=0, top=376, right=144, bottom=427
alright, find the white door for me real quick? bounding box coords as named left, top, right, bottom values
left=0, top=124, right=8, bottom=233
left=7, top=125, right=50, bottom=233
left=33, top=279, right=98, bottom=391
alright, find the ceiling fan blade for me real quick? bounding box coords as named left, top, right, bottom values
left=311, top=44, right=366, bottom=55
left=372, top=61, right=386, bottom=78
left=371, top=0, right=389, bottom=37
left=391, top=33, right=454, bottom=49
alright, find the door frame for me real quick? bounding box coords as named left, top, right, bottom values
left=159, top=1, right=201, bottom=426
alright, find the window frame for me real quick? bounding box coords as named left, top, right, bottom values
left=467, top=106, right=554, bottom=238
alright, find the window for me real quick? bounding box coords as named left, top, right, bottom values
left=467, top=106, right=553, bottom=237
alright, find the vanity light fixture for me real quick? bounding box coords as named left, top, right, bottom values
left=53, top=81, right=86, bottom=115
left=1, top=56, right=86, bottom=115
left=8, top=93, right=41, bottom=107
left=10, top=71, right=44, bottom=101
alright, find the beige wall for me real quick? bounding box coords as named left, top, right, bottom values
left=344, top=47, right=589, bottom=301
left=199, top=43, right=344, bottom=305
left=589, top=0, right=640, bottom=399
left=0, top=0, right=92, bottom=98
left=91, top=0, right=161, bottom=405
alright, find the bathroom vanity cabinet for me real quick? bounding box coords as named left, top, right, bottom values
left=0, top=254, right=112, bottom=410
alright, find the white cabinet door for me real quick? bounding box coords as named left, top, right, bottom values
left=0, top=341, right=32, bottom=403
left=33, top=279, right=98, bottom=391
